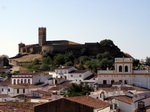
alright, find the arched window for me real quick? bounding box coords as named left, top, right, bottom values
left=125, top=66, right=128, bottom=72
left=13, top=79, right=16, bottom=85
left=21, top=79, right=23, bottom=83
left=24, top=79, right=27, bottom=84
left=17, top=79, right=19, bottom=84
left=28, top=79, right=30, bottom=84
left=119, top=66, right=122, bottom=72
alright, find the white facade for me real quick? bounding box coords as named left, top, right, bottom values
left=114, top=99, right=132, bottom=112
left=67, top=70, right=93, bottom=83
left=49, top=66, right=77, bottom=78
left=111, top=91, right=150, bottom=112
left=93, top=106, right=110, bottom=112
left=11, top=73, right=52, bottom=85
left=96, top=58, right=150, bottom=89
left=7, top=85, right=42, bottom=96
left=0, top=86, right=9, bottom=94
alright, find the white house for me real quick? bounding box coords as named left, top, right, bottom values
left=11, top=72, right=52, bottom=85
left=67, top=70, right=93, bottom=83
left=49, top=66, right=77, bottom=79
left=7, top=84, right=42, bottom=97
left=111, top=91, right=150, bottom=112
left=96, top=58, right=150, bottom=89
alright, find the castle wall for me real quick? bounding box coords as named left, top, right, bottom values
left=42, top=45, right=54, bottom=53
left=18, top=27, right=101, bottom=56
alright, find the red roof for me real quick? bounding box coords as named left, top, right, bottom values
left=65, top=96, right=110, bottom=109
left=49, top=86, right=63, bottom=91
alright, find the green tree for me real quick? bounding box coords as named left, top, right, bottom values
left=64, top=52, right=74, bottom=63
left=133, top=59, right=140, bottom=69
left=100, top=39, right=114, bottom=46
left=145, top=57, right=150, bottom=66
left=99, top=58, right=113, bottom=70
left=65, top=61, right=73, bottom=66
left=53, top=54, right=65, bottom=66
left=39, top=64, right=50, bottom=71
left=41, top=57, right=51, bottom=64
left=67, top=83, right=93, bottom=97
left=85, top=60, right=98, bottom=73
left=79, top=56, right=90, bottom=65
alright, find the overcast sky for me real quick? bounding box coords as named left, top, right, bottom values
left=0, top=0, right=150, bottom=60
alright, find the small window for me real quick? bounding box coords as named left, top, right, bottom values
left=23, top=89, right=25, bottom=93
left=24, top=79, right=27, bottom=83
left=21, top=79, right=23, bottom=83
left=124, top=80, right=128, bottom=84
left=8, top=89, right=10, bottom=92
left=79, top=75, right=81, bottom=77
left=71, top=75, right=73, bottom=77
left=17, top=79, right=19, bottom=84
left=14, top=79, right=16, bottom=85
left=28, top=79, right=30, bottom=84
left=125, top=66, right=128, bottom=72
left=2, top=88, right=3, bottom=91
left=119, top=66, right=122, bottom=72
left=17, top=89, right=19, bottom=93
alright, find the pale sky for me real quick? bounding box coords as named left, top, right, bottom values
left=0, top=0, right=150, bottom=60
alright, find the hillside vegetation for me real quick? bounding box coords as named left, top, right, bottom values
left=15, top=39, right=131, bottom=73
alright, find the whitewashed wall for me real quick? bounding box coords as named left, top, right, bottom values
left=94, top=106, right=110, bottom=112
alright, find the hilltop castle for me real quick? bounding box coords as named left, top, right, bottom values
left=18, top=27, right=100, bottom=55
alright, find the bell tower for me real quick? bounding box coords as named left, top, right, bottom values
left=38, top=27, right=46, bottom=46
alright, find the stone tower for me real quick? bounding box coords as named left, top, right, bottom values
left=39, top=27, right=46, bottom=46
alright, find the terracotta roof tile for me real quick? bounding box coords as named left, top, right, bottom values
left=114, top=95, right=132, bottom=104
left=32, top=90, right=51, bottom=96
left=49, top=86, right=63, bottom=91
left=9, top=84, right=41, bottom=89
left=65, top=96, right=110, bottom=109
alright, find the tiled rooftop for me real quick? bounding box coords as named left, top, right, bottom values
left=113, top=95, right=132, bottom=104
left=49, top=86, right=63, bottom=91
left=32, top=90, right=51, bottom=96
left=0, top=102, right=36, bottom=112
left=9, top=84, right=41, bottom=89
left=65, top=95, right=110, bottom=109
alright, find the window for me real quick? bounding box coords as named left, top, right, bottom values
left=103, top=80, right=107, bottom=84
left=24, top=79, right=27, bottom=84
left=2, top=88, right=3, bottom=91
left=119, top=80, right=122, bottom=83
left=79, top=75, right=81, bottom=77
left=14, top=79, right=16, bottom=85
left=124, top=80, right=128, bottom=84
left=23, top=89, right=25, bottom=93
left=71, top=75, right=73, bottom=77
left=17, top=79, right=19, bottom=84
left=28, top=79, right=30, bottom=84
left=119, top=66, right=122, bottom=72
left=8, top=89, right=10, bottom=92
left=125, top=66, right=128, bottom=72
left=21, top=79, right=23, bottom=83
left=111, top=80, right=114, bottom=84
left=17, top=89, right=19, bottom=93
